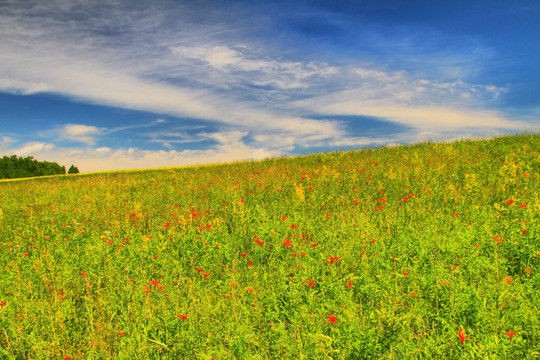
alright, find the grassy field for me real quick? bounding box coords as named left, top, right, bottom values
left=0, top=133, right=538, bottom=359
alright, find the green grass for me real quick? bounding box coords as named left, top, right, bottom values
left=0, top=133, right=539, bottom=359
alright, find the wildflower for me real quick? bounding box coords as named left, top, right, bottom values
left=225, top=293, right=231, bottom=298
left=504, top=277, right=513, bottom=284
left=247, top=260, right=254, bottom=265
left=326, top=256, right=340, bottom=264
left=64, top=356, right=72, bottom=360
left=327, top=316, right=337, bottom=324
left=458, top=328, right=466, bottom=344
left=505, top=199, right=514, bottom=204
left=254, top=235, right=265, bottom=246
left=402, top=271, right=409, bottom=276
left=153, top=255, right=158, bottom=259
left=202, top=273, right=210, bottom=278
left=521, top=229, right=527, bottom=234
left=229, top=282, right=237, bottom=287
left=240, top=253, right=248, bottom=257
left=410, top=292, right=417, bottom=297
left=453, top=213, right=460, bottom=217
left=117, top=331, right=125, bottom=336
left=504, top=330, right=517, bottom=339
left=374, top=206, right=384, bottom=211
left=281, top=239, right=293, bottom=247
left=311, top=243, right=319, bottom=248
left=291, top=224, right=297, bottom=229
left=519, top=203, right=528, bottom=208
left=493, top=236, right=503, bottom=244
left=347, top=281, right=353, bottom=288
left=81, top=271, right=87, bottom=277
left=451, top=265, right=457, bottom=270
left=177, top=315, right=188, bottom=321
left=195, top=268, right=203, bottom=272
left=281, top=216, right=287, bottom=221
left=247, top=287, right=254, bottom=293
left=307, top=279, right=316, bottom=288
left=0, top=300, right=6, bottom=307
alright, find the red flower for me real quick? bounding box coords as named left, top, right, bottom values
left=453, top=213, right=460, bottom=217
left=504, top=277, right=513, bottom=284
left=117, top=331, right=125, bottom=336
left=163, top=222, right=171, bottom=228
left=326, top=256, right=340, bottom=264
left=347, top=281, right=353, bottom=288
left=410, top=292, right=417, bottom=297
left=229, top=282, right=237, bottom=287
left=458, top=328, right=466, bottom=344
left=247, top=287, right=254, bottom=293
left=247, top=260, right=254, bottom=265
left=374, top=206, right=384, bottom=211
left=519, top=203, right=528, bottom=208
left=177, top=314, right=188, bottom=321
left=504, top=330, right=516, bottom=339
left=202, top=273, right=210, bottom=278
left=64, top=357, right=72, bottom=360
left=311, top=243, right=319, bottom=248
left=0, top=301, right=6, bottom=307
left=402, top=271, right=409, bottom=276
left=195, top=268, right=203, bottom=272
left=291, top=224, right=297, bottom=229
left=240, top=253, right=248, bottom=257
left=353, top=200, right=359, bottom=206
left=307, top=279, right=316, bottom=288
left=451, top=265, right=457, bottom=270
left=281, top=215, right=287, bottom=221
left=327, top=315, right=337, bottom=324
left=521, top=229, right=527, bottom=234
left=505, top=199, right=514, bottom=204
left=281, top=239, right=293, bottom=247
left=254, top=235, right=265, bottom=246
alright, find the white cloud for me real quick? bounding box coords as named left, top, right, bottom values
left=0, top=137, right=280, bottom=173
left=0, top=136, right=17, bottom=149
left=0, top=0, right=535, bottom=173
left=9, top=142, right=56, bottom=156
left=58, top=124, right=102, bottom=145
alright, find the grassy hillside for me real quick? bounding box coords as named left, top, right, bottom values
left=0, top=133, right=539, bottom=359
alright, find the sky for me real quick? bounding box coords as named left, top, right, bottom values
left=1, top=0, right=539, bottom=173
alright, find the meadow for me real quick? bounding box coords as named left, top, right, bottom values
left=0, top=133, right=538, bottom=359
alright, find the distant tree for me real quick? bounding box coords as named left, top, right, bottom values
left=0, top=155, right=66, bottom=179
left=68, top=165, right=80, bottom=174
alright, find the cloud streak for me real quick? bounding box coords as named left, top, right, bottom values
left=0, top=0, right=537, bottom=172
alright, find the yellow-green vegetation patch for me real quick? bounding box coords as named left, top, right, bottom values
left=0, top=133, right=539, bottom=359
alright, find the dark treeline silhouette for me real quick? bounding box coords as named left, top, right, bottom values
left=0, top=155, right=67, bottom=179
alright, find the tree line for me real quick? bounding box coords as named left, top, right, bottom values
left=0, top=155, right=79, bottom=179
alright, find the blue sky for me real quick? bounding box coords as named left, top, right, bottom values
left=1, top=0, right=538, bottom=172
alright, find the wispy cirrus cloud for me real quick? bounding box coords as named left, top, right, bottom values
left=0, top=0, right=537, bottom=172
